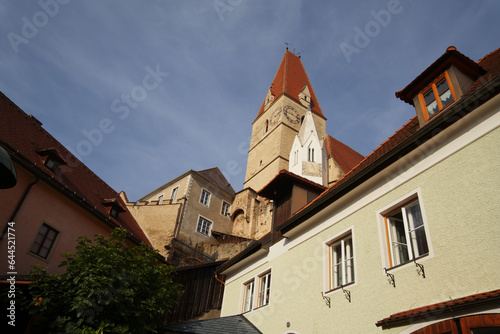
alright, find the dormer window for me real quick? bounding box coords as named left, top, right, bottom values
left=418, top=71, right=457, bottom=120
left=102, top=198, right=126, bottom=219
left=396, top=46, right=486, bottom=128
left=37, top=148, right=67, bottom=172
left=299, top=85, right=312, bottom=108
left=44, top=158, right=61, bottom=171
left=264, top=89, right=275, bottom=110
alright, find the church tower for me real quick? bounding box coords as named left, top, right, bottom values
left=243, top=50, right=327, bottom=192
left=230, top=49, right=363, bottom=241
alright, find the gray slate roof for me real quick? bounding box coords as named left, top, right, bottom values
left=159, top=315, right=262, bottom=334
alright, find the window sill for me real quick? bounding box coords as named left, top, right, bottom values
left=325, top=281, right=355, bottom=295
left=254, top=303, right=270, bottom=311
left=386, top=253, right=429, bottom=272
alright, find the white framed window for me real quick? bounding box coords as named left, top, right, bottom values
left=196, top=216, right=212, bottom=237
left=30, top=223, right=59, bottom=259
left=200, top=189, right=211, bottom=207
left=158, top=194, right=164, bottom=205
left=242, top=279, right=254, bottom=313
left=379, top=190, right=431, bottom=269
left=171, top=186, right=178, bottom=201
left=221, top=201, right=231, bottom=217
left=308, top=146, right=315, bottom=162
left=326, top=231, right=354, bottom=291
left=257, top=271, right=271, bottom=308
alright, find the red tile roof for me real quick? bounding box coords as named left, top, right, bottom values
left=0, top=91, right=150, bottom=245
left=324, top=135, right=365, bottom=174
left=467, top=47, right=500, bottom=95
left=376, top=289, right=500, bottom=328
left=256, top=50, right=326, bottom=121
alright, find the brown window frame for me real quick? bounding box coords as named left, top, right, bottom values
left=417, top=71, right=457, bottom=121
left=29, top=223, right=59, bottom=259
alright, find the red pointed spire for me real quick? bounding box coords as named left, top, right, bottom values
left=256, top=50, right=325, bottom=120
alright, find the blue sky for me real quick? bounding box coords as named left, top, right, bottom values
left=1, top=1, right=499, bottom=200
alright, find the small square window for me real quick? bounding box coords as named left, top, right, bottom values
left=242, top=279, right=255, bottom=313
left=30, top=223, right=59, bottom=259
left=221, top=201, right=231, bottom=217
left=200, top=189, right=211, bottom=206
left=384, top=198, right=429, bottom=267
left=196, top=216, right=212, bottom=237
left=328, top=232, right=354, bottom=290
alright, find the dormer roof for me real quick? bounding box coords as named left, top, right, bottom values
left=256, top=50, right=326, bottom=121
left=396, top=46, right=486, bottom=105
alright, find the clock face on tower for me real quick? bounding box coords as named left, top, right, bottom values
left=269, top=106, right=282, bottom=126
left=283, top=105, right=300, bottom=124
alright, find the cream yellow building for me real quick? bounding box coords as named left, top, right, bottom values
left=217, top=47, right=500, bottom=333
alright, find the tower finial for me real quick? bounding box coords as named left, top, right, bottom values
left=285, top=42, right=289, bottom=50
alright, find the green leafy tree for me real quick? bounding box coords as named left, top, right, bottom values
left=24, top=228, right=182, bottom=333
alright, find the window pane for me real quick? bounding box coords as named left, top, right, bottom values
left=244, top=281, right=254, bottom=312
left=436, top=79, right=449, bottom=95
left=47, top=230, right=57, bottom=240
left=440, top=90, right=453, bottom=107
left=39, top=224, right=48, bottom=235
left=34, top=234, right=45, bottom=244
left=427, top=100, right=439, bottom=117
left=39, top=247, right=49, bottom=258
left=171, top=187, right=178, bottom=201
left=332, top=242, right=343, bottom=287
left=406, top=201, right=429, bottom=257
left=423, top=89, right=435, bottom=105
left=389, top=215, right=410, bottom=265
left=345, top=238, right=354, bottom=284
left=30, top=242, right=41, bottom=254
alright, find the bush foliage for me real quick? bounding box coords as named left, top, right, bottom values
left=24, top=228, right=182, bottom=333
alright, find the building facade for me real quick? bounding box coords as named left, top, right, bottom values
left=217, top=47, right=500, bottom=333
left=125, top=168, right=252, bottom=266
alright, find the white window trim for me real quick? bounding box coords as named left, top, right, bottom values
left=256, top=270, right=271, bottom=309
left=323, top=226, right=357, bottom=294
left=376, top=188, right=433, bottom=274
left=158, top=194, right=164, bottom=205
left=241, top=278, right=255, bottom=313
left=221, top=201, right=231, bottom=218
left=240, top=267, right=273, bottom=313
left=196, top=215, right=213, bottom=237
left=199, top=188, right=211, bottom=207
left=171, top=186, right=179, bottom=201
